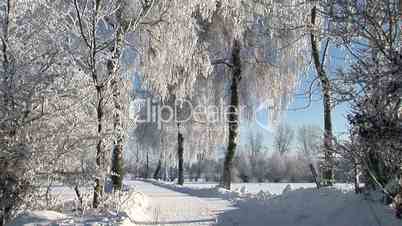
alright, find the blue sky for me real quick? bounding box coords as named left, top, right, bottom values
left=240, top=96, right=350, bottom=148
left=240, top=43, right=351, bottom=148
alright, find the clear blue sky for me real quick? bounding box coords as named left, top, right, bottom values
left=240, top=43, right=351, bottom=148
left=240, top=95, right=350, bottom=149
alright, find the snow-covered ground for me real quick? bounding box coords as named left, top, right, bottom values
left=9, top=180, right=401, bottom=226
left=182, top=182, right=354, bottom=195
left=126, top=180, right=234, bottom=226
left=216, top=187, right=400, bottom=226
left=135, top=180, right=401, bottom=226
left=8, top=185, right=150, bottom=226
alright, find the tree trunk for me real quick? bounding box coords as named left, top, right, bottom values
left=0, top=3, right=17, bottom=223
left=91, top=0, right=107, bottom=208
left=354, top=159, right=360, bottom=193
left=178, top=124, right=184, bottom=185
left=135, top=143, right=139, bottom=178
left=1, top=206, right=11, bottom=226
left=109, top=7, right=126, bottom=191
left=93, top=85, right=106, bottom=208
left=396, top=170, right=402, bottom=219
left=111, top=144, right=123, bottom=189
left=154, top=125, right=165, bottom=180
left=145, top=150, right=149, bottom=178
left=196, top=163, right=201, bottom=182
left=74, top=185, right=83, bottom=210
left=196, top=153, right=203, bottom=182
left=396, top=3, right=402, bottom=217
left=310, top=6, right=334, bottom=186
left=170, top=166, right=175, bottom=181
left=222, top=39, right=242, bottom=190
left=163, top=154, right=168, bottom=181
left=309, top=163, right=320, bottom=189
left=153, top=159, right=162, bottom=180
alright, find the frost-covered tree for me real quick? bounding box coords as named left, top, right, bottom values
left=309, top=2, right=335, bottom=186
left=203, top=1, right=310, bottom=189
left=66, top=0, right=119, bottom=208
left=297, top=124, right=322, bottom=165
left=66, top=0, right=166, bottom=205
left=134, top=0, right=229, bottom=184
left=0, top=0, right=95, bottom=223
left=332, top=0, right=401, bottom=177
left=246, top=131, right=267, bottom=181
left=105, top=0, right=160, bottom=191
left=319, top=0, right=402, bottom=210
left=274, top=123, right=294, bottom=155
left=132, top=0, right=310, bottom=189
left=143, top=0, right=310, bottom=189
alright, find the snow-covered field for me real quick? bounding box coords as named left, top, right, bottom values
left=138, top=180, right=401, bottom=226
left=182, top=182, right=354, bottom=195
left=9, top=180, right=401, bottom=226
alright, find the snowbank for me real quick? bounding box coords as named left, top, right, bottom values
left=217, top=187, right=402, bottom=226
left=8, top=190, right=150, bottom=226
left=119, top=190, right=150, bottom=225
left=7, top=211, right=69, bottom=226
left=147, top=180, right=400, bottom=226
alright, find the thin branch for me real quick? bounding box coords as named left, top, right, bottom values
left=211, top=58, right=233, bottom=68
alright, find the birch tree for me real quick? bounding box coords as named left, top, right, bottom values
left=106, top=0, right=161, bottom=191
left=137, top=0, right=310, bottom=189
left=310, top=3, right=335, bottom=186
left=67, top=0, right=118, bottom=208
left=204, top=1, right=310, bottom=189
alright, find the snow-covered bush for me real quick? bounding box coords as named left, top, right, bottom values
left=282, top=184, right=292, bottom=194
left=255, top=190, right=272, bottom=201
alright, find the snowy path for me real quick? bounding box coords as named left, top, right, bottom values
left=127, top=180, right=234, bottom=226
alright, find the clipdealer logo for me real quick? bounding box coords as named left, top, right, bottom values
left=129, top=97, right=276, bottom=132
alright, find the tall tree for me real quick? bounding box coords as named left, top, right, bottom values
left=107, top=0, right=158, bottom=191
left=68, top=0, right=119, bottom=207
left=221, top=39, right=242, bottom=189
left=137, top=0, right=310, bottom=190
left=177, top=123, right=185, bottom=185
left=136, top=0, right=218, bottom=185
left=310, top=3, right=334, bottom=186
left=202, top=0, right=310, bottom=190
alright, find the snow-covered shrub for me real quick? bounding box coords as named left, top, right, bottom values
left=282, top=184, right=292, bottom=194
left=385, top=178, right=401, bottom=198
left=0, top=158, right=34, bottom=224
left=98, top=189, right=137, bottom=214
left=255, top=190, right=272, bottom=201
